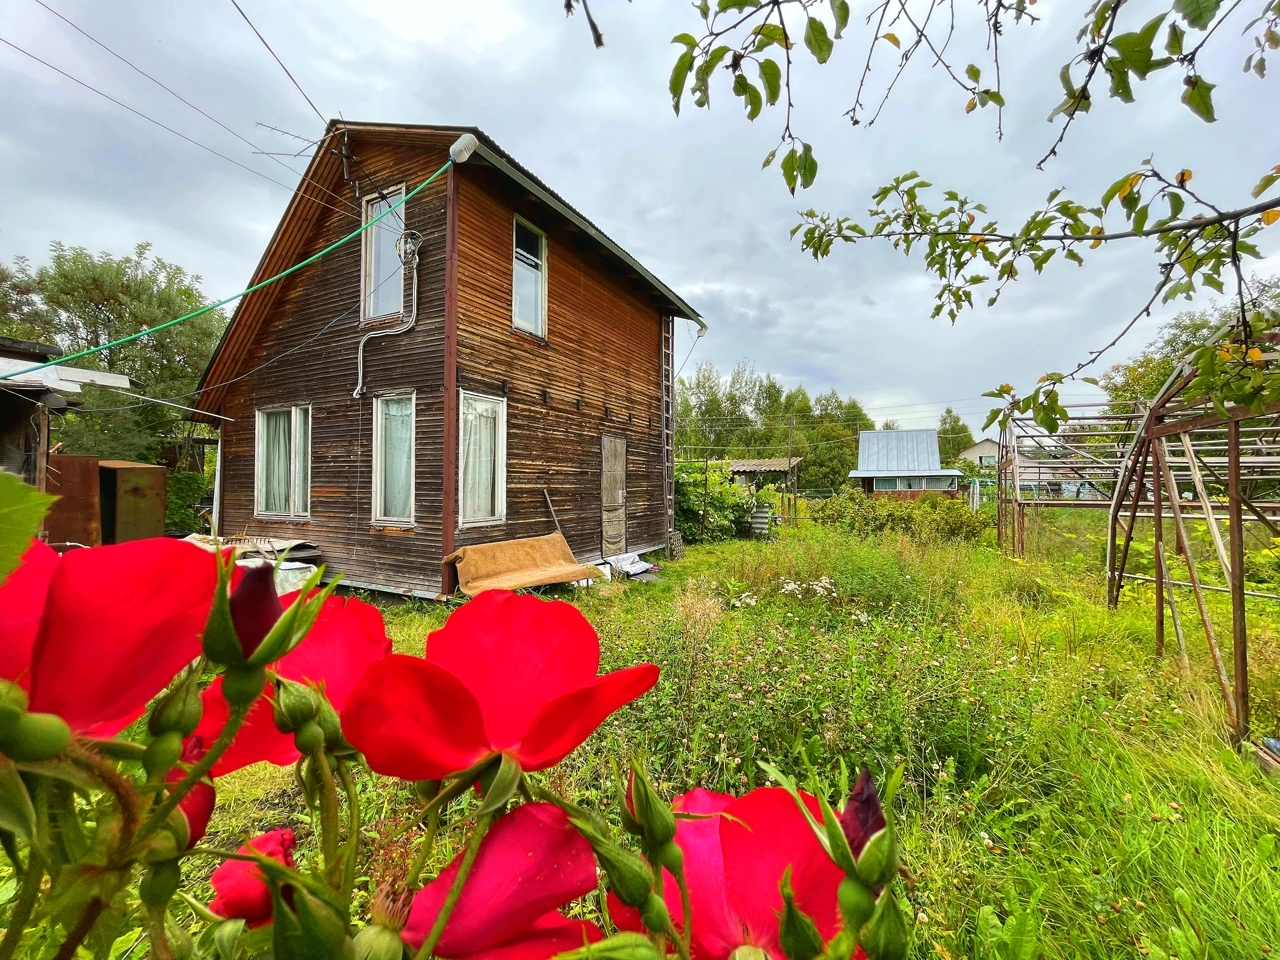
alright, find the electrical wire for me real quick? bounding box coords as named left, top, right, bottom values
left=1, top=156, right=455, bottom=382
left=0, top=35, right=356, bottom=222
left=228, top=0, right=327, bottom=127
left=27, top=0, right=359, bottom=221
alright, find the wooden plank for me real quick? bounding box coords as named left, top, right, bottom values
left=44, top=454, right=101, bottom=546
left=1228, top=420, right=1249, bottom=742
left=1153, top=442, right=1164, bottom=659
left=442, top=164, right=460, bottom=595
left=1179, top=432, right=1232, bottom=583
left=1148, top=398, right=1280, bottom=437
left=1158, top=437, right=1237, bottom=729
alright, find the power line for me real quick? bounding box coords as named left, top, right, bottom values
left=0, top=35, right=353, bottom=221
left=228, top=0, right=326, bottom=127
left=2, top=156, right=455, bottom=382
left=28, top=0, right=359, bottom=221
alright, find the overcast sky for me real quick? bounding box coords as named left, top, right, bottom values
left=2, top=0, right=1275, bottom=433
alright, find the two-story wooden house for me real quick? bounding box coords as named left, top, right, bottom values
left=194, top=123, right=704, bottom=597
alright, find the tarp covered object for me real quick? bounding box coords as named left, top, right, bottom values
left=444, top=532, right=600, bottom=596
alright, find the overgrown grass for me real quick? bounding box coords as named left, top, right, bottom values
left=205, top=520, right=1280, bottom=959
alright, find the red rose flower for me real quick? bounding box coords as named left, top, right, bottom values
left=209, top=828, right=296, bottom=926
left=341, top=591, right=658, bottom=780
left=189, top=593, right=392, bottom=777
left=170, top=737, right=216, bottom=850
left=610, top=788, right=853, bottom=960
left=0, top=539, right=221, bottom=736
left=402, top=802, right=600, bottom=960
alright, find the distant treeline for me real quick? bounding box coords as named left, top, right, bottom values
left=675, top=361, right=975, bottom=491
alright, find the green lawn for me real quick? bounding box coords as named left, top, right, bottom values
left=208, top=521, right=1280, bottom=960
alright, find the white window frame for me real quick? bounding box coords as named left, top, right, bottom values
left=254, top=405, right=311, bottom=520
left=372, top=392, right=416, bottom=526
left=873, top=477, right=898, bottom=491
left=925, top=476, right=957, bottom=491
left=458, top=390, right=508, bottom=528
left=361, top=185, right=407, bottom=324
left=901, top=476, right=926, bottom=491
left=511, top=216, right=548, bottom=338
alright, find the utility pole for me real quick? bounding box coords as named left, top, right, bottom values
left=786, top=415, right=795, bottom=522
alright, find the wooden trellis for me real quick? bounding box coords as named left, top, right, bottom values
left=998, top=340, right=1280, bottom=749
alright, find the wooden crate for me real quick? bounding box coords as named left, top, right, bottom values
left=44, top=454, right=101, bottom=547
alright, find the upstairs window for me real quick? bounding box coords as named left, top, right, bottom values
left=512, top=219, right=545, bottom=337
left=363, top=188, right=405, bottom=321
left=459, top=391, right=507, bottom=525
left=256, top=406, right=310, bottom=518
left=374, top=394, right=415, bottom=524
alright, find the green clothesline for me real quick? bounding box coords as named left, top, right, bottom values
left=1, top=156, right=454, bottom=383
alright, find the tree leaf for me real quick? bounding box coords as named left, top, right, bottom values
left=798, top=142, right=819, bottom=189
left=1180, top=75, right=1217, bottom=121
left=804, top=17, right=834, bottom=64
left=781, top=147, right=800, bottom=195
left=752, top=23, right=792, bottom=51
left=733, top=74, right=764, bottom=119
left=762, top=147, right=779, bottom=169
left=1166, top=22, right=1185, bottom=54
left=1262, top=209, right=1280, bottom=226
left=965, top=63, right=982, bottom=83
left=882, top=32, right=900, bottom=48
left=671, top=33, right=698, bottom=50
left=1174, top=0, right=1221, bottom=30
left=669, top=50, right=694, bottom=115
left=0, top=472, right=53, bottom=585
left=758, top=58, right=782, bottom=105
left=831, top=0, right=850, bottom=38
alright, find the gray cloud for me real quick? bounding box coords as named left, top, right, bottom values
left=2, top=0, right=1274, bottom=433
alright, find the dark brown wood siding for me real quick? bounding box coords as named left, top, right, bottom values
left=216, top=144, right=450, bottom=596
left=452, top=166, right=667, bottom=562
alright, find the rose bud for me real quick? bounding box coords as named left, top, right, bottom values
left=858, top=890, right=909, bottom=960
left=840, top=769, right=887, bottom=860
left=0, top=711, right=70, bottom=763
left=230, top=563, right=283, bottom=659
left=556, top=933, right=662, bottom=960
left=627, top=763, right=677, bottom=851
left=170, top=738, right=216, bottom=850
left=354, top=887, right=410, bottom=960
left=779, top=867, right=824, bottom=960
left=271, top=882, right=352, bottom=960
left=140, top=858, right=183, bottom=909
left=209, top=829, right=297, bottom=926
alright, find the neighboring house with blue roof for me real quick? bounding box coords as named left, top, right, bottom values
left=847, top=428, right=962, bottom=498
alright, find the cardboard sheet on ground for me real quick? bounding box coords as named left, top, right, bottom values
left=444, top=532, right=601, bottom=596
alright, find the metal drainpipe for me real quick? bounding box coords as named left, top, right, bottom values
left=353, top=230, right=423, bottom=398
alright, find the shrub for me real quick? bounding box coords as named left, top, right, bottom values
left=674, top=459, right=755, bottom=543
left=811, top=486, right=990, bottom=542
left=166, top=469, right=209, bottom=533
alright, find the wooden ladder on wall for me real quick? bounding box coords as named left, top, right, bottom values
left=661, top=316, right=675, bottom=555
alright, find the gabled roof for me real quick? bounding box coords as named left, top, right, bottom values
left=849, top=429, right=962, bottom=478
left=195, top=122, right=702, bottom=419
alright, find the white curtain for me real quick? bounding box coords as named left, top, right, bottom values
left=294, top=407, right=311, bottom=514
left=379, top=396, right=413, bottom=520
left=262, top=410, right=291, bottom=513
left=460, top=396, right=499, bottom=521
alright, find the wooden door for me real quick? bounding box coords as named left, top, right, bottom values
left=601, top=435, right=626, bottom=556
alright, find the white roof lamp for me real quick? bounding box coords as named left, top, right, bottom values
left=450, top=134, right=479, bottom=164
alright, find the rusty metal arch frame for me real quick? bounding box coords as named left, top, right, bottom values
left=998, top=327, right=1280, bottom=746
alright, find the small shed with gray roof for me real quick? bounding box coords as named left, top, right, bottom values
left=847, top=429, right=962, bottom=498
